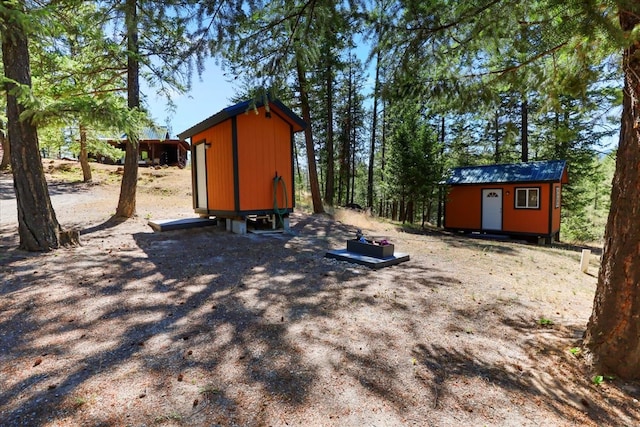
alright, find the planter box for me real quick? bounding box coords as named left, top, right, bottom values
left=347, top=239, right=394, bottom=259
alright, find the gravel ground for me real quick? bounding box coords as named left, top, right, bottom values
left=1, top=160, right=639, bottom=426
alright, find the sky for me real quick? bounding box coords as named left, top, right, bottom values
left=144, top=59, right=240, bottom=139
left=143, top=41, right=377, bottom=141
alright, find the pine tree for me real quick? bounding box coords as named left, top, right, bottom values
left=583, top=2, right=640, bottom=380
left=1, top=0, right=79, bottom=250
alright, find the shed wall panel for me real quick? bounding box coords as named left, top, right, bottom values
left=236, top=107, right=293, bottom=211
left=501, top=183, right=549, bottom=234
left=192, top=121, right=235, bottom=211
left=445, top=186, right=481, bottom=229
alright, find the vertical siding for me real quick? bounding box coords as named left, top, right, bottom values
left=236, top=106, right=293, bottom=212
left=273, top=117, right=294, bottom=209
left=501, top=183, right=548, bottom=234
left=444, top=186, right=482, bottom=229
left=446, top=183, right=555, bottom=235
left=192, top=120, right=235, bottom=211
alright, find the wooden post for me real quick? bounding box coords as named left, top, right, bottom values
left=580, top=249, right=591, bottom=273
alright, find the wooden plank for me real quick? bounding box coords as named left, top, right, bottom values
left=580, top=249, right=591, bottom=273
left=148, top=217, right=217, bottom=232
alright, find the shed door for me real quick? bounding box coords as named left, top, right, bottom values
left=482, top=189, right=502, bottom=230
left=195, top=142, right=207, bottom=209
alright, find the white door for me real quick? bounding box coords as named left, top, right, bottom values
left=195, top=142, right=207, bottom=209
left=482, top=189, right=502, bottom=230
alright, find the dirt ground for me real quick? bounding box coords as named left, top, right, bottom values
left=1, top=160, right=639, bottom=426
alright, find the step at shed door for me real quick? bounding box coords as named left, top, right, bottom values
left=482, top=188, right=502, bottom=231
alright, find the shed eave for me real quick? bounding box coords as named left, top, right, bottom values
left=446, top=178, right=563, bottom=186
left=177, top=99, right=306, bottom=140
left=177, top=110, right=231, bottom=140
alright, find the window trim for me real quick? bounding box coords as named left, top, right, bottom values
left=515, top=187, right=540, bottom=209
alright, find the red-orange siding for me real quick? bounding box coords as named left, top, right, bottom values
left=444, top=186, right=481, bottom=229
left=236, top=107, right=293, bottom=212
left=445, top=182, right=562, bottom=236
left=501, top=183, right=549, bottom=234
left=192, top=120, right=235, bottom=211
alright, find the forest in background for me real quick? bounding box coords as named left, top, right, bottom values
left=0, top=0, right=623, bottom=245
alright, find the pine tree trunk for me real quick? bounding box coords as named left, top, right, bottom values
left=350, top=113, right=356, bottom=205
left=437, top=116, right=445, bottom=228
left=115, top=0, right=139, bottom=219
left=367, top=51, right=381, bottom=209
left=0, top=120, right=9, bottom=170
left=296, top=57, right=324, bottom=214
left=79, top=125, right=92, bottom=182
left=494, top=113, right=500, bottom=163
left=324, top=61, right=335, bottom=206
left=379, top=100, right=387, bottom=217
left=521, top=99, right=528, bottom=162
left=1, top=3, right=78, bottom=251
left=583, top=6, right=640, bottom=380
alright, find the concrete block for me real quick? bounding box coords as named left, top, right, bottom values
left=231, top=219, right=246, bottom=234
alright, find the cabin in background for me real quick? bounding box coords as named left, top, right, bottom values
left=444, top=160, right=569, bottom=243
left=98, top=127, right=189, bottom=168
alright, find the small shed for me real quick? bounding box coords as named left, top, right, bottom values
left=444, top=160, right=568, bottom=243
left=177, top=99, right=305, bottom=233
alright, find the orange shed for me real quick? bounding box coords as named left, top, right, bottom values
left=177, top=99, right=305, bottom=233
left=444, top=160, right=568, bottom=243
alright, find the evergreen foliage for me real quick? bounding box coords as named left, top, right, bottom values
left=0, top=0, right=624, bottom=241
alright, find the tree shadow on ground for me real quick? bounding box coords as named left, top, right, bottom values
left=0, top=177, right=14, bottom=200
left=79, top=216, right=128, bottom=236
left=0, top=214, right=362, bottom=425
left=0, top=213, right=635, bottom=426
left=411, top=322, right=639, bottom=426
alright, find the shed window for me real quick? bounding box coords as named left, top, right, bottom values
left=515, top=188, right=539, bottom=209
left=555, top=186, right=561, bottom=208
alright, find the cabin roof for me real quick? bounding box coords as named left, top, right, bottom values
left=177, top=99, right=306, bottom=140
left=446, top=160, right=568, bottom=185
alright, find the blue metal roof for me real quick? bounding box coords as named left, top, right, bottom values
left=446, top=160, right=567, bottom=185
left=177, top=98, right=306, bottom=140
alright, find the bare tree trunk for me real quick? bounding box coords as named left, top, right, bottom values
left=1, top=2, right=78, bottom=250
left=583, top=6, right=640, bottom=380
left=324, top=61, right=335, bottom=206
left=79, top=124, right=92, bottom=182
left=115, top=0, right=140, bottom=218
left=379, top=99, right=387, bottom=217
left=344, top=60, right=353, bottom=206
left=0, top=120, right=9, bottom=170
left=494, top=113, right=500, bottom=163
left=437, top=116, right=445, bottom=228
left=367, top=50, right=381, bottom=209
left=350, top=100, right=356, bottom=205
left=296, top=56, right=324, bottom=214
left=521, top=99, right=528, bottom=162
